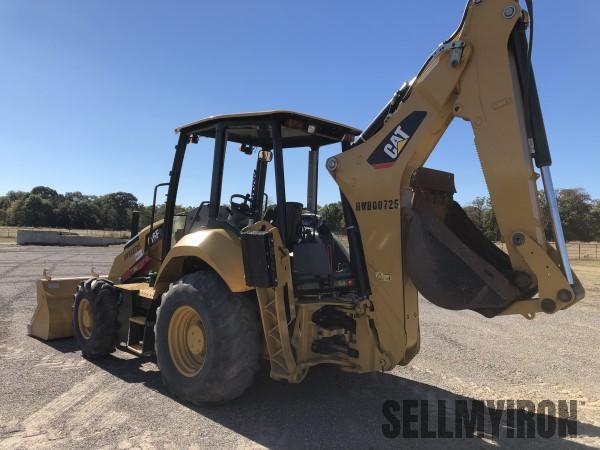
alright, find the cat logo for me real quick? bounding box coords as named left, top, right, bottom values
left=383, top=125, right=410, bottom=159
left=367, top=111, right=427, bottom=169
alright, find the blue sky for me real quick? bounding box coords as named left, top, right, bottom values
left=1, top=1, right=598, bottom=207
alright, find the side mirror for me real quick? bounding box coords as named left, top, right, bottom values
left=240, top=143, right=254, bottom=155
left=259, top=150, right=273, bottom=162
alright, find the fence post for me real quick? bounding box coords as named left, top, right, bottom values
left=578, top=243, right=581, bottom=260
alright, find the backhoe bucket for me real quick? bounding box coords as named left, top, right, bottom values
left=405, top=168, right=528, bottom=318
left=28, top=277, right=88, bottom=340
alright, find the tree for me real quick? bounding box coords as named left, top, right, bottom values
left=139, top=203, right=168, bottom=228
left=481, top=197, right=500, bottom=241
left=54, top=200, right=102, bottom=229
left=0, top=187, right=145, bottom=230
left=31, top=186, right=59, bottom=202
left=0, top=196, right=8, bottom=225
left=1, top=185, right=599, bottom=240
left=463, top=196, right=499, bottom=241
left=7, top=194, right=54, bottom=227
left=5, top=191, right=27, bottom=203
left=590, top=200, right=600, bottom=241
left=319, top=202, right=345, bottom=233
left=464, top=196, right=486, bottom=230
left=103, top=192, right=138, bottom=211
left=98, top=192, right=138, bottom=230
left=539, top=188, right=594, bottom=241
left=556, top=188, right=593, bottom=241
left=64, top=191, right=92, bottom=202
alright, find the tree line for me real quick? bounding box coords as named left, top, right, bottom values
left=0, top=186, right=163, bottom=231
left=1, top=186, right=599, bottom=242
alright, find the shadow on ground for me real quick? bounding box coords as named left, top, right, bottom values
left=46, top=339, right=600, bottom=448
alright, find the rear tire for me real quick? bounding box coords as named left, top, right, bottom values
left=72, top=278, right=119, bottom=358
left=154, top=271, right=260, bottom=404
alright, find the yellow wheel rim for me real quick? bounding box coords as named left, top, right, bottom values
left=78, top=298, right=94, bottom=339
left=168, top=306, right=206, bottom=377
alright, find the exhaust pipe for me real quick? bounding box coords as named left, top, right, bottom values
left=130, top=210, right=140, bottom=238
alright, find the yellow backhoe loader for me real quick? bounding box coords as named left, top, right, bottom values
left=29, top=0, right=585, bottom=404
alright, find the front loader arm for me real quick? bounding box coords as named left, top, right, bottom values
left=327, top=0, right=584, bottom=367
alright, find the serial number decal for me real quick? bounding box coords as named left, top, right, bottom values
left=123, top=243, right=142, bottom=260
left=355, top=199, right=400, bottom=212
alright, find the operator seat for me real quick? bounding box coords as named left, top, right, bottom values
left=266, top=202, right=303, bottom=249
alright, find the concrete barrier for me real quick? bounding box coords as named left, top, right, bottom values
left=17, top=230, right=126, bottom=247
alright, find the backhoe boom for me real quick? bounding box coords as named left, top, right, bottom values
left=327, top=0, right=584, bottom=367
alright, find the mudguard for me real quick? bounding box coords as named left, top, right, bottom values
left=154, top=228, right=251, bottom=294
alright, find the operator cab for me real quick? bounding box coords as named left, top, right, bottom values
left=163, top=111, right=361, bottom=294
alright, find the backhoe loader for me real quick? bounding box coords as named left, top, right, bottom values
left=29, top=0, right=585, bottom=404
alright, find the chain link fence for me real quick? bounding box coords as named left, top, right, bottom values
left=495, top=241, right=599, bottom=261
left=565, top=242, right=600, bottom=261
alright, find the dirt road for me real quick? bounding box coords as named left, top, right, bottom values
left=0, top=246, right=598, bottom=448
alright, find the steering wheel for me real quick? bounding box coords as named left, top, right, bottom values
left=230, top=194, right=253, bottom=217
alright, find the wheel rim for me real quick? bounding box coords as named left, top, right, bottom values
left=168, top=306, right=206, bottom=377
left=78, top=298, right=94, bottom=339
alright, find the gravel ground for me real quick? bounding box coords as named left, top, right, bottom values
left=0, top=245, right=598, bottom=449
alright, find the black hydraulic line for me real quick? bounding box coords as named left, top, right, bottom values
left=130, top=211, right=140, bottom=238
left=271, top=120, right=288, bottom=247
left=357, top=82, right=409, bottom=144
left=209, top=124, right=227, bottom=219
left=150, top=182, right=171, bottom=234
left=510, top=16, right=551, bottom=167
left=161, top=133, right=188, bottom=259
left=512, top=3, right=572, bottom=283
left=252, top=152, right=268, bottom=218
left=360, top=0, right=473, bottom=144
left=339, top=141, right=371, bottom=298
left=150, top=182, right=170, bottom=244
left=307, top=146, right=319, bottom=213
left=355, top=1, right=472, bottom=146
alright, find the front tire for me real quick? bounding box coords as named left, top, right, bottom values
left=72, top=278, right=119, bottom=358
left=155, top=271, right=260, bottom=404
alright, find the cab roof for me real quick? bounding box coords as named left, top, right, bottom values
left=175, top=110, right=362, bottom=149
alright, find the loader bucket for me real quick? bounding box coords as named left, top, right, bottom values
left=28, top=277, right=88, bottom=340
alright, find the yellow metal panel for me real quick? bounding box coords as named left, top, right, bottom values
left=108, top=219, right=164, bottom=281
left=114, top=282, right=156, bottom=300
left=155, top=228, right=251, bottom=294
